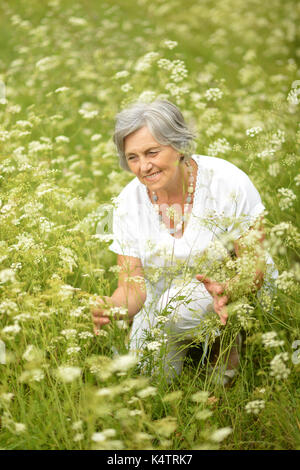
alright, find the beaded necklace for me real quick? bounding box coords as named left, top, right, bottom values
left=150, top=160, right=194, bottom=235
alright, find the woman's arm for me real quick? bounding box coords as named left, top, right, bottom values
left=91, top=255, right=146, bottom=332
left=112, top=254, right=147, bottom=317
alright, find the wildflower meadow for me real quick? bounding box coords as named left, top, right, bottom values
left=0, top=0, right=299, bottom=451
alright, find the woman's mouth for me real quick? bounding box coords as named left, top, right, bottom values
left=144, top=170, right=162, bottom=182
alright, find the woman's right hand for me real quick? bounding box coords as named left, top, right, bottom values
left=91, top=295, right=112, bottom=335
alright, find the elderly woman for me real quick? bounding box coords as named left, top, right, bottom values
left=91, top=100, right=277, bottom=384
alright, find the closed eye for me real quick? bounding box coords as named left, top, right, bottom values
left=127, top=149, right=160, bottom=160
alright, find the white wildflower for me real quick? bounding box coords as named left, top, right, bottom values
left=94, top=329, right=108, bottom=337
left=0, top=269, right=16, bottom=283
left=261, top=331, right=284, bottom=348
left=195, top=409, right=213, bottom=420
left=121, top=83, right=132, bottom=93
left=163, top=40, right=178, bottom=49
left=246, top=126, right=263, bottom=137
left=78, top=103, right=99, bottom=119
left=61, top=329, right=77, bottom=339
left=0, top=393, right=14, bottom=403
left=270, top=352, right=291, bottom=380
left=210, top=427, right=232, bottom=442
left=14, top=422, right=26, bottom=433
left=257, top=148, right=275, bottom=160
left=277, top=187, right=296, bottom=210
left=114, top=70, right=129, bottom=79
left=205, top=87, right=223, bottom=101
left=59, top=284, right=80, bottom=299
left=95, top=387, right=113, bottom=397
left=66, top=346, right=81, bottom=355
left=2, top=323, right=21, bottom=335
left=69, top=307, right=85, bottom=318
left=10, top=233, right=36, bottom=252
left=275, top=271, right=295, bottom=294
left=56, top=366, right=81, bottom=383
left=146, top=341, right=162, bottom=352
left=22, top=345, right=43, bottom=362
left=170, top=59, right=188, bottom=83
left=78, top=331, right=93, bottom=339
left=134, top=52, right=159, bottom=72
left=91, top=133, right=102, bottom=141
left=19, top=368, right=45, bottom=383
left=108, top=306, right=128, bottom=318
left=294, top=174, right=300, bottom=186
left=55, top=135, right=70, bottom=143
left=109, top=265, right=122, bottom=273
left=156, top=315, right=169, bottom=324
left=111, top=353, right=138, bottom=372
left=191, top=391, right=209, bottom=403
left=15, top=120, right=33, bottom=128
left=157, top=58, right=173, bottom=71
left=137, top=386, right=157, bottom=398
left=0, top=300, right=18, bottom=316
left=270, top=130, right=285, bottom=149
left=129, top=409, right=142, bottom=416
left=68, top=16, right=88, bottom=26
left=245, top=400, right=265, bottom=415
left=92, top=429, right=116, bottom=442
left=54, top=87, right=70, bottom=93
left=35, top=56, right=59, bottom=72
left=71, top=420, right=83, bottom=431
left=268, top=162, right=281, bottom=177
left=207, top=138, right=231, bottom=157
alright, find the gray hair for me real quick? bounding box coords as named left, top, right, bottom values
left=113, top=99, right=196, bottom=172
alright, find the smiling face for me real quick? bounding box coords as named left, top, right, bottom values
left=124, top=126, right=183, bottom=197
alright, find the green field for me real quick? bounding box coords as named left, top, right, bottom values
left=0, top=0, right=299, bottom=450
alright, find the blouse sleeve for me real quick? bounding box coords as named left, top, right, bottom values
left=227, top=169, right=266, bottom=239
left=108, top=195, right=140, bottom=258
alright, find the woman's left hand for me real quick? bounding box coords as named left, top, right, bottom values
left=196, top=274, right=229, bottom=325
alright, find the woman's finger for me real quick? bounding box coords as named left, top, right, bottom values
left=196, top=274, right=211, bottom=283
left=197, top=275, right=225, bottom=297
left=216, top=307, right=228, bottom=325
left=92, top=308, right=110, bottom=317
left=213, top=296, right=229, bottom=325
left=92, top=316, right=110, bottom=325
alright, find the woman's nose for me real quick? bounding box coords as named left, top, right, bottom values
left=140, top=159, right=152, bottom=174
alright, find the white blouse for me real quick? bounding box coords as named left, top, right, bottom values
left=108, top=154, right=277, bottom=306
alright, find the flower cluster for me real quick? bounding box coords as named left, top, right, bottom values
left=277, top=188, right=297, bottom=210
left=207, top=138, right=231, bottom=157
left=275, top=271, right=296, bottom=294
left=245, top=400, right=265, bottom=415
left=205, top=87, right=223, bottom=102
left=246, top=126, right=263, bottom=137
left=270, top=352, right=291, bottom=380
left=261, top=331, right=284, bottom=348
